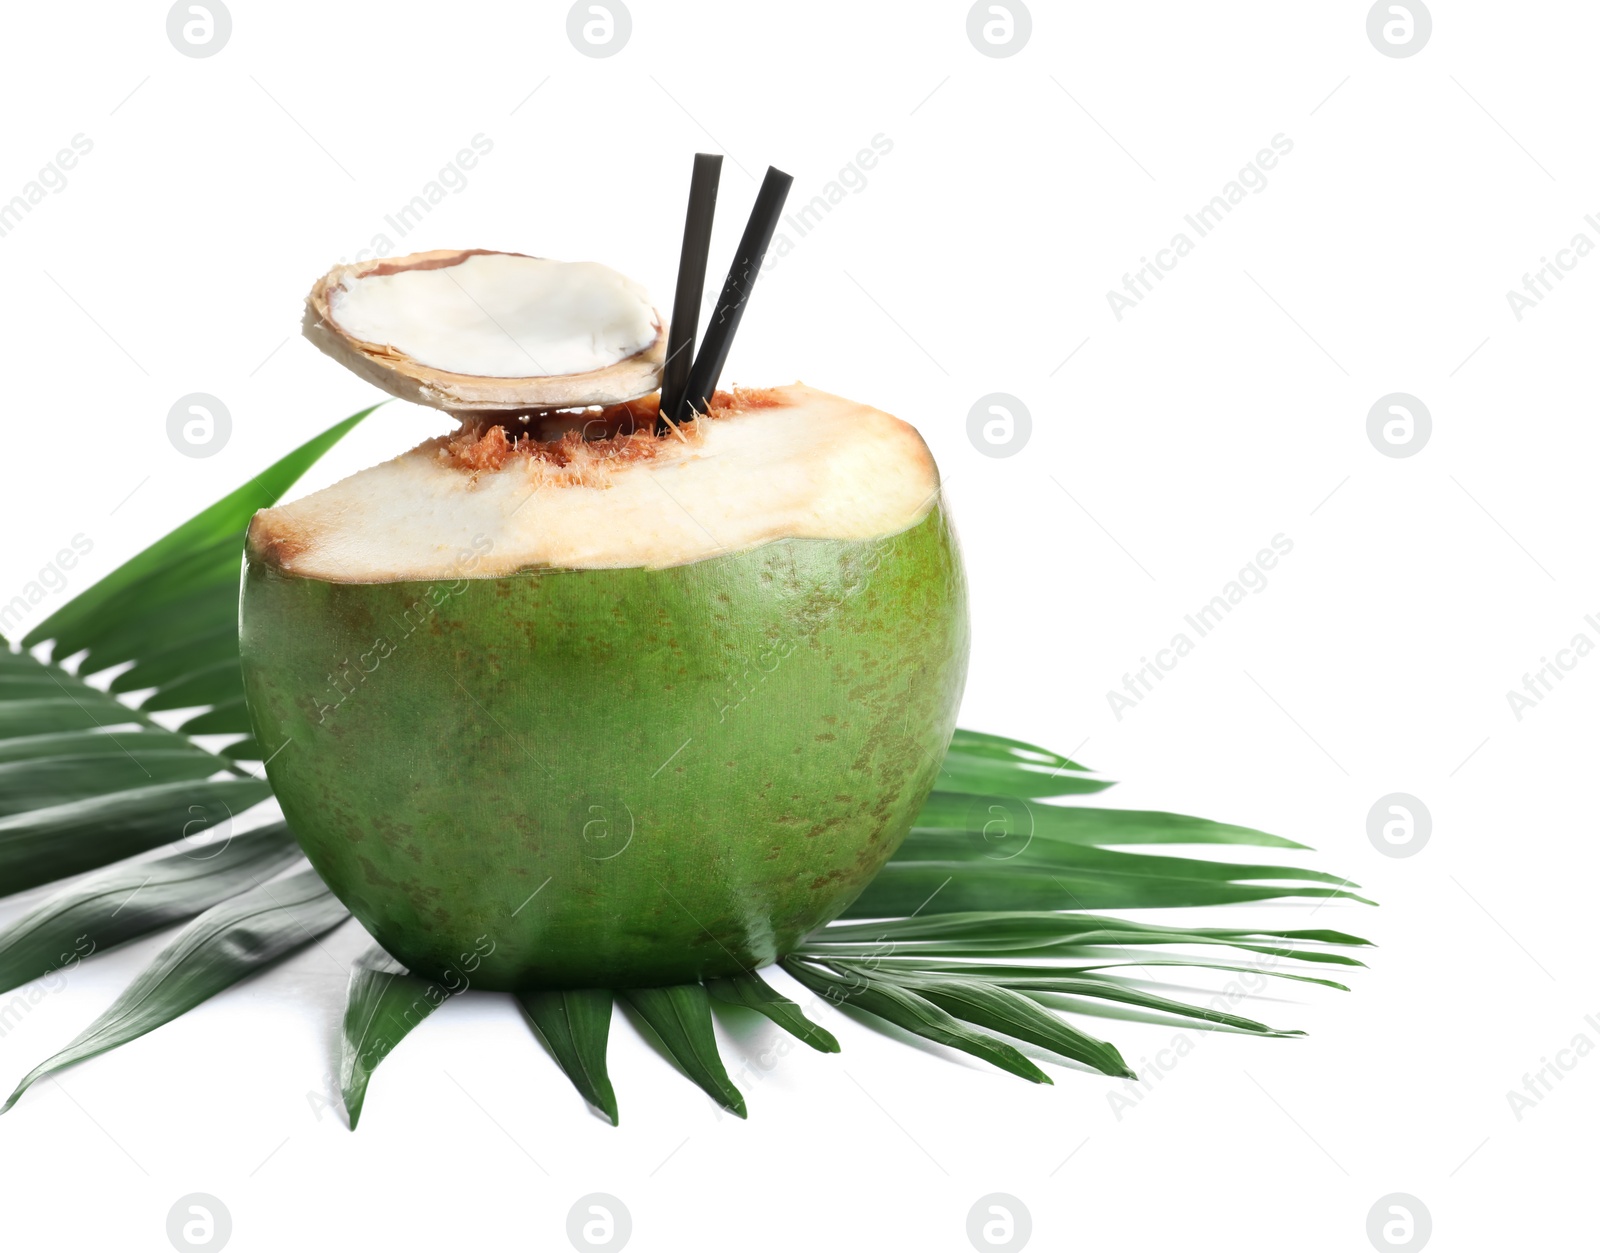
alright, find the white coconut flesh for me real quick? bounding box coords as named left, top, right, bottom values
left=248, top=383, right=941, bottom=579
left=303, top=249, right=668, bottom=411
left=329, top=254, right=657, bottom=378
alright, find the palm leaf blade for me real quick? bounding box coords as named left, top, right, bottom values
left=22, top=407, right=378, bottom=655
left=177, top=698, right=251, bottom=736
left=621, top=984, right=746, bottom=1117
left=0, top=824, right=302, bottom=994
left=913, top=792, right=1309, bottom=849
left=340, top=945, right=446, bottom=1130
left=706, top=970, right=840, bottom=1053
left=830, top=962, right=1133, bottom=1077
left=935, top=729, right=1111, bottom=798
left=136, top=659, right=249, bottom=713
left=0, top=778, right=272, bottom=899
left=845, top=859, right=1370, bottom=918
left=0, top=694, right=139, bottom=740
left=873, top=956, right=1352, bottom=992
left=61, top=593, right=237, bottom=681
left=0, top=728, right=197, bottom=767
left=109, top=624, right=240, bottom=695
left=517, top=988, right=619, bottom=1124
left=781, top=958, right=1050, bottom=1084
left=806, top=910, right=1371, bottom=963
left=1015, top=978, right=1301, bottom=1036
left=0, top=748, right=226, bottom=817
left=0, top=865, right=349, bottom=1114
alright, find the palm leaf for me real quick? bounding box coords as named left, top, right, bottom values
left=782, top=958, right=1051, bottom=1084
left=0, top=402, right=1373, bottom=1129
left=912, top=792, right=1309, bottom=849
left=0, top=744, right=235, bottom=816
left=1, top=774, right=272, bottom=897
left=517, top=989, right=619, bottom=1124
left=0, top=866, right=348, bottom=1114
left=621, top=984, right=746, bottom=1117
left=340, top=945, right=447, bottom=1129
left=872, top=956, right=1353, bottom=991
left=935, top=729, right=1111, bottom=797
left=23, top=407, right=377, bottom=667
left=0, top=645, right=272, bottom=900
left=845, top=847, right=1370, bottom=918
left=850, top=965, right=1134, bottom=1077
left=706, top=970, right=840, bottom=1053
left=107, top=625, right=239, bottom=696
left=825, top=958, right=1300, bottom=1036
left=0, top=822, right=302, bottom=995
left=0, top=411, right=369, bottom=1109
left=803, top=911, right=1370, bottom=964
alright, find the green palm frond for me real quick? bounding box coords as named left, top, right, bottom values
left=0, top=865, right=348, bottom=1114
left=621, top=985, right=748, bottom=1117
left=0, top=410, right=1373, bottom=1129
left=783, top=958, right=1054, bottom=1084
left=341, top=945, right=446, bottom=1130
left=18, top=406, right=378, bottom=754
left=706, top=971, right=840, bottom=1054
left=517, top=989, right=619, bottom=1125
left=0, top=822, right=302, bottom=995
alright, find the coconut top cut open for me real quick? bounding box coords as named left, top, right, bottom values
left=304, top=249, right=668, bottom=412
left=249, top=384, right=941, bottom=579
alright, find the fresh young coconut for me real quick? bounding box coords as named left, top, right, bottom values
left=239, top=249, right=968, bottom=990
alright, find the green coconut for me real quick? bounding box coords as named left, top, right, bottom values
left=241, top=265, right=968, bottom=989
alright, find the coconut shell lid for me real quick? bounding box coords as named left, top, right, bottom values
left=303, top=248, right=667, bottom=413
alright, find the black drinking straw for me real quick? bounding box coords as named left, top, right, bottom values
left=679, top=165, right=793, bottom=418
left=657, top=153, right=723, bottom=432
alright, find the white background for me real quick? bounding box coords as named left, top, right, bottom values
left=0, top=2, right=1594, bottom=1250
